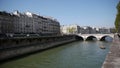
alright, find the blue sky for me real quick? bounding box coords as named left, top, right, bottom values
left=0, top=0, right=119, bottom=27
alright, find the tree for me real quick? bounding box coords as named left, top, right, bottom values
left=66, top=27, right=76, bottom=34
left=115, top=1, right=120, bottom=33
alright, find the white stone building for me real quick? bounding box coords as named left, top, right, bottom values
left=0, top=11, right=60, bottom=36
left=99, top=27, right=110, bottom=34
left=0, top=11, right=14, bottom=34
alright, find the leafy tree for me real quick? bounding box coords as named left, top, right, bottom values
left=70, top=27, right=76, bottom=34
left=67, top=27, right=76, bottom=34
left=115, top=1, right=120, bottom=33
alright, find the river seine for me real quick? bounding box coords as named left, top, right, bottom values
left=0, top=41, right=112, bottom=68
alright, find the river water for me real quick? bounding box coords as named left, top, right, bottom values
left=0, top=41, right=112, bottom=68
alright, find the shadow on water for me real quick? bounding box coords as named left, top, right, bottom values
left=100, top=36, right=113, bottom=42
left=0, top=40, right=112, bottom=68
left=0, top=41, right=76, bottom=64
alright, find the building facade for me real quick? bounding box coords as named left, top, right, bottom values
left=0, top=11, right=14, bottom=34
left=78, top=26, right=97, bottom=34
left=0, top=11, right=60, bottom=36
left=13, top=11, right=35, bottom=34
left=99, top=27, right=110, bottom=34
left=61, top=25, right=112, bottom=34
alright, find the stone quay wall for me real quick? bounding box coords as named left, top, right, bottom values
left=0, top=35, right=76, bottom=61
left=102, top=34, right=120, bottom=68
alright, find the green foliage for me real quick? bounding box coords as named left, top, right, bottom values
left=67, top=27, right=76, bottom=34
left=115, top=1, right=120, bottom=33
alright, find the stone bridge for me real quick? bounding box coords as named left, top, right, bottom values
left=76, top=34, right=114, bottom=41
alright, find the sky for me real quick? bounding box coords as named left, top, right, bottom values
left=0, top=0, right=119, bottom=28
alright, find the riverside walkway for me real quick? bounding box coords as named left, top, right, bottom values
left=102, top=34, right=120, bottom=68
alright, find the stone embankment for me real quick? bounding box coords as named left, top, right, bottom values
left=102, top=34, right=120, bottom=68
left=0, top=35, right=76, bottom=62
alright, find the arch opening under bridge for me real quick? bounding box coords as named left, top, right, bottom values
left=100, top=35, right=113, bottom=41
left=75, top=35, right=84, bottom=41
left=86, top=36, right=97, bottom=41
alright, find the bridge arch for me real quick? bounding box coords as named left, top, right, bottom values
left=86, top=36, right=97, bottom=41
left=100, top=35, right=113, bottom=41
left=75, top=35, right=84, bottom=41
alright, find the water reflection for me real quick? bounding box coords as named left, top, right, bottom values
left=0, top=41, right=112, bottom=68
left=105, top=36, right=113, bottom=42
